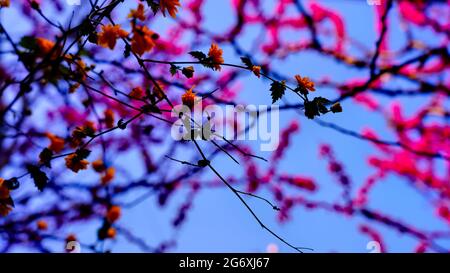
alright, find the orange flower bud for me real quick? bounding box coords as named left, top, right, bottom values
left=131, top=25, right=157, bottom=56
left=129, top=86, right=144, bottom=99
left=37, top=220, right=48, bottom=231
left=106, top=227, right=117, bottom=239
left=294, top=75, right=315, bottom=92
left=104, top=109, right=115, bottom=129
left=208, top=43, right=224, bottom=71
left=101, top=167, right=116, bottom=185
left=128, top=3, right=146, bottom=21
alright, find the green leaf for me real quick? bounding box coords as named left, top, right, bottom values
left=18, top=52, right=36, bottom=69
left=57, top=65, right=71, bottom=77
left=75, top=148, right=91, bottom=160
left=240, top=57, right=253, bottom=68
left=303, top=97, right=333, bottom=119
left=294, top=86, right=308, bottom=96
left=189, top=51, right=207, bottom=61
left=317, top=103, right=329, bottom=114
left=87, top=32, right=98, bottom=45
left=270, top=81, right=286, bottom=104
left=312, top=97, right=330, bottom=114
left=200, top=57, right=215, bottom=70
left=83, top=125, right=95, bottom=137
left=313, top=96, right=331, bottom=105
left=26, top=164, right=49, bottom=192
